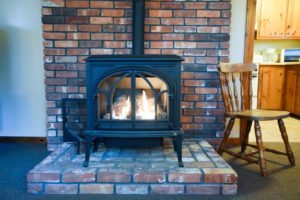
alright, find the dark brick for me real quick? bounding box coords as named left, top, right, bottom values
left=206, top=80, right=220, bottom=87
left=52, top=8, right=77, bottom=16
left=47, top=93, right=67, bottom=101
left=45, top=64, right=66, bottom=70
left=79, top=41, right=102, bottom=48
left=184, top=33, right=208, bottom=41
left=204, top=124, right=225, bottom=131
left=102, top=25, right=126, bottom=32
left=208, top=33, right=230, bottom=42
left=42, top=16, right=65, bottom=24
left=124, top=10, right=133, bottom=17
left=67, top=78, right=86, bottom=86
left=182, top=64, right=206, bottom=72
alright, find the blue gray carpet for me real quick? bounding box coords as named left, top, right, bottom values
left=0, top=142, right=299, bottom=200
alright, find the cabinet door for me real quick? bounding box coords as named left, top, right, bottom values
left=284, top=69, right=297, bottom=112
left=286, top=0, right=300, bottom=38
left=294, top=71, right=300, bottom=115
left=257, top=0, right=288, bottom=39
left=258, top=66, right=285, bottom=109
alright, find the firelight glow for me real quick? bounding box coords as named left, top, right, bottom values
left=136, top=90, right=155, bottom=120
left=112, top=90, right=155, bottom=120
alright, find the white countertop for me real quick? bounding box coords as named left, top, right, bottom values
left=259, top=62, right=300, bottom=66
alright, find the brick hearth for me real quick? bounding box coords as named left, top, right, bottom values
left=27, top=139, right=237, bottom=195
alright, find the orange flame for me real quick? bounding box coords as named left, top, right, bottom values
left=112, top=90, right=155, bottom=120
left=136, top=90, right=155, bottom=120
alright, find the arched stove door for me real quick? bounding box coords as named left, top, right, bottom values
left=95, top=70, right=172, bottom=130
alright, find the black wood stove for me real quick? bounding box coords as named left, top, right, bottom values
left=83, top=0, right=184, bottom=167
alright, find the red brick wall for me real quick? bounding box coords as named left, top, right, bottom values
left=42, top=0, right=231, bottom=150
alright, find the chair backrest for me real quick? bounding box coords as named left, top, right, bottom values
left=219, top=63, right=257, bottom=112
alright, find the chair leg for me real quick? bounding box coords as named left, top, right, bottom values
left=217, top=118, right=235, bottom=155
left=278, top=119, right=295, bottom=166
left=241, top=120, right=252, bottom=153
left=254, top=121, right=268, bottom=177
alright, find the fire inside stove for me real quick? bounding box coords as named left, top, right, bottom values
left=110, top=90, right=156, bottom=120
left=97, top=72, right=169, bottom=121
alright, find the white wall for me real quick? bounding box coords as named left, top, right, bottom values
left=0, top=0, right=46, bottom=137
left=230, top=0, right=247, bottom=63
left=229, top=0, right=247, bottom=137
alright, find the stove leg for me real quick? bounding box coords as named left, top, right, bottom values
left=176, top=134, right=184, bottom=167
left=76, top=141, right=80, bottom=155
left=83, top=139, right=92, bottom=167
left=172, top=138, right=177, bottom=152
left=93, top=138, right=99, bottom=152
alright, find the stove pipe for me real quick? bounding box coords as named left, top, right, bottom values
left=132, top=0, right=145, bottom=55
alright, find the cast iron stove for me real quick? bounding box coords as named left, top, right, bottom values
left=82, top=0, right=184, bottom=167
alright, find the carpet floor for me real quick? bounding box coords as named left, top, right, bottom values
left=0, top=142, right=299, bottom=200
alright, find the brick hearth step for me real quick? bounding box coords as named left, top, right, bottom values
left=27, top=139, right=237, bottom=195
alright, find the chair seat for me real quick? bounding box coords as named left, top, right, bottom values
left=225, top=109, right=290, bottom=121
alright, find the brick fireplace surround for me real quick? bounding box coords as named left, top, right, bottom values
left=30, top=0, right=236, bottom=195
left=42, top=0, right=231, bottom=150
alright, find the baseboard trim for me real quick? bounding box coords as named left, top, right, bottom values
left=0, top=137, right=47, bottom=143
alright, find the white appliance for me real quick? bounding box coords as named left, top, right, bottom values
left=280, top=48, right=300, bottom=62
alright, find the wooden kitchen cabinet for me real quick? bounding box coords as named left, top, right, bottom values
left=286, top=0, right=300, bottom=38
left=284, top=66, right=300, bottom=115
left=257, top=65, right=285, bottom=109
left=257, top=0, right=287, bottom=39
left=257, top=0, right=300, bottom=39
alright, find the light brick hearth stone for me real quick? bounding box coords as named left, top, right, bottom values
left=27, top=139, right=237, bottom=195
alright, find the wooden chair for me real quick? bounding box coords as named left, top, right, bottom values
left=217, top=63, right=295, bottom=177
